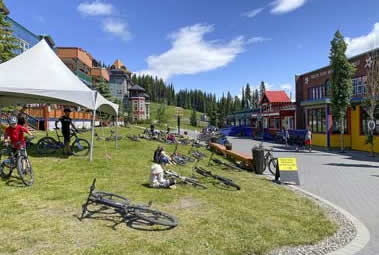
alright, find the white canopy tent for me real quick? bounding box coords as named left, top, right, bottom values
left=0, top=39, right=119, bottom=161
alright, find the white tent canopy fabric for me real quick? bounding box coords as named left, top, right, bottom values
left=0, top=39, right=118, bottom=115
left=0, top=39, right=119, bottom=161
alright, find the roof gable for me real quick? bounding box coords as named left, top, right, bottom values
left=261, top=91, right=290, bottom=104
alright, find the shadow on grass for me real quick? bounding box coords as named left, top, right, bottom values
left=75, top=206, right=175, bottom=231
left=325, top=163, right=378, bottom=168
left=2, top=175, right=28, bottom=187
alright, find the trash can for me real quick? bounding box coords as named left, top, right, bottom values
left=252, top=147, right=265, bottom=174
left=225, top=143, right=232, bottom=150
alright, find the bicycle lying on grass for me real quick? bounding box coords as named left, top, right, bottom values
left=207, top=152, right=242, bottom=171
left=81, top=178, right=178, bottom=228
left=194, top=166, right=241, bottom=190
left=263, top=149, right=278, bottom=176
left=164, top=169, right=207, bottom=189
left=36, top=128, right=90, bottom=156
left=0, top=138, right=34, bottom=186
left=127, top=135, right=140, bottom=142
left=95, top=130, right=123, bottom=142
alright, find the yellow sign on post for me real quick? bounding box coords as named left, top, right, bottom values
left=278, top=158, right=298, bottom=171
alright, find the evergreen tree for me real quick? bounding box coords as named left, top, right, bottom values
left=190, top=108, right=197, bottom=127
left=245, top=83, right=252, bottom=108
left=329, top=30, right=355, bottom=152
left=95, top=82, right=113, bottom=100
left=260, top=81, right=266, bottom=101
left=241, top=86, right=245, bottom=109
left=0, top=1, right=20, bottom=63
left=156, top=103, right=168, bottom=124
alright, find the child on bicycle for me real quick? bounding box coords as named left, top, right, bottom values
left=55, top=108, right=78, bottom=155
left=4, top=116, right=33, bottom=150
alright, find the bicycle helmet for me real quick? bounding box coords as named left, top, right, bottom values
left=8, top=116, right=17, bottom=125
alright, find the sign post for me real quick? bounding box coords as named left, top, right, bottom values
left=275, top=158, right=300, bottom=185
left=175, top=107, right=183, bottom=135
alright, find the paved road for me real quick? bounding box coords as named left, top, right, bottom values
left=228, top=136, right=379, bottom=255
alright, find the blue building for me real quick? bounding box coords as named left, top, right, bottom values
left=1, top=3, right=54, bottom=55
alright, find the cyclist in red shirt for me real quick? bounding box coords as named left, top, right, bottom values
left=4, top=116, right=33, bottom=149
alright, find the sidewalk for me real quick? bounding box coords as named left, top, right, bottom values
left=228, top=137, right=379, bottom=255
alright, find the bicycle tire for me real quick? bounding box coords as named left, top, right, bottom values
left=36, top=137, right=58, bottom=155
left=92, top=191, right=130, bottom=208
left=17, top=156, right=34, bottom=186
left=134, top=207, right=178, bottom=227
left=221, top=180, right=240, bottom=190
left=71, top=138, right=90, bottom=156
left=183, top=178, right=207, bottom=189
left=0, top=161, right=13, bottom=178
left=268, top=158, right=278, bottom=176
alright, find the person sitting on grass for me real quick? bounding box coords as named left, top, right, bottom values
left=55, top=108, right=78, bottom=155
left=4, top=116, right=33, bottom=151
left=156, top=146, right=176, bottom=165
left=167, top=133, right=177, bottom=143
left=149, top=163, right=176, bottom=189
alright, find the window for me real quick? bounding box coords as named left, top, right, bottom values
left=352, top=76, right=366, bottom=96
left=361, top=106, right=379, bottom=135
left=17, top=39, right=30, bottom=53
left=307, top=108, right=326, bottom=133
left=332, top=118, right=348, bottom=134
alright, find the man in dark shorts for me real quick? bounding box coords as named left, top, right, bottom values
left=55, top=108, right=77, bottom=155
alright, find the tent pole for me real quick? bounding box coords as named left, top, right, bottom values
left=90, top=109, right=96, bottom=162
left=115, top=112, right=119, bottom=149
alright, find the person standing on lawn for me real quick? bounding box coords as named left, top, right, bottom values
left=55, top=108, right=77, bottom=155
left=305, top=127, right=312, bottom=152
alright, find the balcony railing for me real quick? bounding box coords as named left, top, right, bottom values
left=75, top=70, right=92, bottom=85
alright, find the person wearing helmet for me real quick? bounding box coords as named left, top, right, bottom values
left=55, top=108, right=77, bottom=155
left=4, top=116, right=33, bottom=150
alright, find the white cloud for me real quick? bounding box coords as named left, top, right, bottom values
left=345, top=23, right=379, bottom=57
left=102, top=19, right=132, bottom=41
left=78, top=1, right=113, bottom=16
left=270, top=0, right=307, bottom=14
left=247, top=37, right=272, bottom=43
left=242, top=8, right=264, bottom=18
left=138, top=24, right=268, bottom=80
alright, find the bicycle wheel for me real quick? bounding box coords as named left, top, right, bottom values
left=222, top=180, right=241, bottom=190
left=36, top=137, right=58, bottom=155
left=0, top=161, right=13, bottom=178
left=134, top=207, right=178, bottom=227
left=268, top=158, right=278, bottom=176
left=92, top=192, right=130, bottom=208
left=71, top=138, right=90, bottom=156
left=17, top=156, right=34, bottom=186
left=184, top=178, right=207, bottom=189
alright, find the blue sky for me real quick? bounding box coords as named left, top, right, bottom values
left=5, top=0, right=379, bottom=98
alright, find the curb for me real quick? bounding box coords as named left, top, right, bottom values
left=289, top=185, right=370, bottom=255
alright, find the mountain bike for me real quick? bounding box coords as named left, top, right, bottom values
left=263, top=149, right=278, bottom=175
left=207, top=152, right=242, bottom=171
left=164, top=169, right=207, bottom=189
left=36, top=128, right=90, bottom=156
left=81, top=178, right=178, bottom=227
left=95, top=130, right=123, bottom=141
left=0, top=139, right=34, bottom=186
left=194, top=166, right=240, bottom=190
left=127, top=135, right=140, bottom=142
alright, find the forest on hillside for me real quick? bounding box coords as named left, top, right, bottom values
left=131, top=74, right=267, bottom=127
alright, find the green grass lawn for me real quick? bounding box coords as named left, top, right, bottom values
left=147, top=103, right=208, bottom=131
left=0, top=127, right=337, bottom=255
